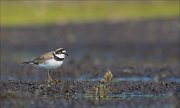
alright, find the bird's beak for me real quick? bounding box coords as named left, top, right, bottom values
left=65, top=53, right=68, bottom=56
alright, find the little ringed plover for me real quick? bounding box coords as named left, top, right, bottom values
left=22, top=48, right=68, bottom=83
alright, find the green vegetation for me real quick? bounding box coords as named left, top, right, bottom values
left=1, top=1, right=179, bottom=26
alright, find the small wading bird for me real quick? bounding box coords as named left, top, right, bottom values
left=22, top=48, right=68, bottom=83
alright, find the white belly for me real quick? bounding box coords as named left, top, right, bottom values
left=37, top=58, right=63, bottom=69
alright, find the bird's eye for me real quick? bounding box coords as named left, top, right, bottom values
left=56, top=49, right=64, bottom=54
left=58, top=50, right=63, bottom=53
left=56, top=50, right=60, bottom=54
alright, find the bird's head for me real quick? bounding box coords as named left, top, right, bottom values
left=54, top=48, right=68, bottom=58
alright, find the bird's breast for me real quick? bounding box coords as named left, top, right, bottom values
left=38, top=58, right=63, bottom=69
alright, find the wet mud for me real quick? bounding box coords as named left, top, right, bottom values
left=1, top=80, right=180, bottom=108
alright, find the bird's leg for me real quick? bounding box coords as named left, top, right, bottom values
left=47, top=70, right=53, bottom=82
left=47, top=70, right=61, bottom=83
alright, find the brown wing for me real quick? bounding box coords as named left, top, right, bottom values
left=33, top=52, right=53, bottom=64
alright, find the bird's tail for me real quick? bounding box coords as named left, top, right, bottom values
left=21, top=61, right=33, bottom=66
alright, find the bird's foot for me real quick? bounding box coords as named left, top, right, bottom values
left=48, top=79, right=62, bottom=84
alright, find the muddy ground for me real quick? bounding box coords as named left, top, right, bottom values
left=0, top=18, right=180, bottom=108
left=0, top=80, right=180, bottom=108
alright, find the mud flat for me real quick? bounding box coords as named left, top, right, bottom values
left=0, top=80, right=180, bottom=108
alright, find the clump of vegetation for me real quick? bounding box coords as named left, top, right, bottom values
left=101, top=70, right=113, bottom=84
left=94, top=70, right=113, bottom=99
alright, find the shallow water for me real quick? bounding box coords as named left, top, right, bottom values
left=2, top=75, right=180, bottom=83
left=78, top=76, right=180, bottom=83
left=82, top=94, right=177, bottom=108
